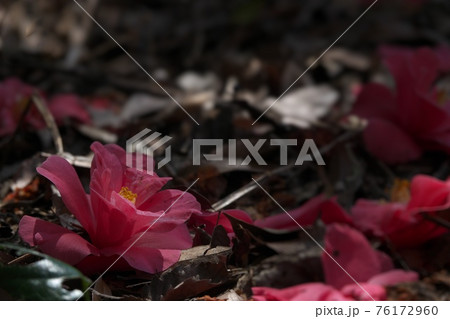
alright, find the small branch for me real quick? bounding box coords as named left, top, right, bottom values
left=32, top=94, right=64, bottom=155
left=422, top=213, right=450, bottom=230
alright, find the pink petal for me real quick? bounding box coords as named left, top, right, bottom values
left=408, top=175, right=450, bottom=212
left=89, top=186, right=196, bottom=248
left=119, top=247, right=167, bottom=274
left=322, top=224, right=393, bottom=289
left=340, top=283, right=386, bottom=301
left=137, top=189, right=201, bottom=226
left=0, top=77, right=38, bottom=136
left=352, top=198, right=446, bottom=248
left=380, top=46, right=438, bottom=94
left=254, top=195, right=351, bottom=230
left=320, top=199, right=353, bottom=225
left=48, top=94, right=90, bottom=124
left=37, top=156, right=95, bottom=234
left=351, top=200, right=407, bottom=237
left=362, top=118, right=422, bottom=163
left=90, top=142, right=124, bottom=198
left=379, top=47, right=447, bottom=134
left=124, top=168, right=171, bottom=208
left=18, top=216, right=99, bottom=265
left=88, top=189, right=136, bottom=248
left=254, top=195, right=324, bottom=229
left=352, top=83, right=397, bottom=121
left=408, top=48, right=439, bottom=93
left=410, top=94, right=450, bottom=137
left=368, top=270, right=418, bottom=286
left=104, top=224, right=192, bottom=273
left=252, top=283, right=349, bottom=301
left=103, top=143, right=155, bottom=172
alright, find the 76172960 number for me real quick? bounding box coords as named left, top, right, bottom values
left=376, top=306, right=438, bottom=316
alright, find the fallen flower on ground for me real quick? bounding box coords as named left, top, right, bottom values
left=352, top=175, right=450, bottom=248
left=352, top=47, right=450, bottom=163
left=19, top=142, right=201, bottom=275
left=254, top=194, right=352, bottom=230
left=252, top=224, right=417, bottom=301
left=0, top=77, right=90, bottom=137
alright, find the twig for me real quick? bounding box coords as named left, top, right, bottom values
left=422, top=213, right=450, bottom=230
left=76, top=124, right=118, bottom=144
left=31, top=94, right=64, bottom=155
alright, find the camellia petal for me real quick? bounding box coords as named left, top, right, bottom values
left=340, top=283, right=386, bottom=301
left=106, top=224, right=193, bottom=273
left=322, top=224, right=393, bottom=289
left=252, top=283, right=350, bottom=301
left=36, top=156, right=95, bottom=234
left=352, top=174, right=449, bottom=248
left=352, top=200, right=408, bottom=238
left=48, top=94, right=91, bottom=125
left=352, top=83, right=397, bottom=121
left=362, top=118, right=422, bottom=164
left=368, top=270, right=418, bottom=286
left=18, top=216, right=99, bottom=265
left=407, top=175, right=450, bottom=212
left=137, top=189, right=201, bottom=225
left=90, top=141, right=124, bottom=197
left=254, top=195, right=352, bottom=230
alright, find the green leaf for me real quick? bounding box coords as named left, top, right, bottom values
left=0, top=243, right=91, bottom=300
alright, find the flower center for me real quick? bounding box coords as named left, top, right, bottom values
left=390, top=178, right=410, bottom=203
left=119, top=186, right=137, bottom=204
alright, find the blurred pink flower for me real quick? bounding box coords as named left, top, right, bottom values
left=19, top=142, right=201, bottom=274
left=352, top=47, right=450, bottom=163
left=252, top=224, right=417, bottom=301
left=0, top=77, right=90, bottom=137
left=352, top=174, right=450, bottom=248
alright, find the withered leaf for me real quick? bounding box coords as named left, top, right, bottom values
left=148, top=248, right=233, bottom=301
left=210, top=224, right=230, bottom=248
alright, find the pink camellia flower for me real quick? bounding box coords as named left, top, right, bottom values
left=19, top=142, right=201, bottom=275
left=254, top=195, right=352, bottom=230
left=252, top=224, right=417, bottom=301
left=352, top=175, right=450, bottom=248
left=0, top=77, right=90, bottom=137
left=352, top=47, right=450, bottom=163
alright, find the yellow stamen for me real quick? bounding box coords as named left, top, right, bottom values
left=390, top=178, right=410, bottom=203
left=119, top=186, right=137, bottom=204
